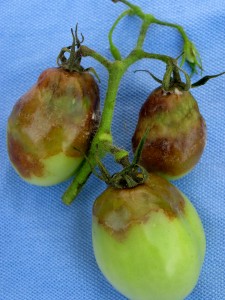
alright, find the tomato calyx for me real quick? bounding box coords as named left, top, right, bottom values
left=95, top=157, right=148, bottom=189
left=110, top=164, right=148, bottom=189
left=92, top=128, right=149, bottom=189
left=135, top=58, right=192, bottom=93
left=136, top=58, right=225, bottom=94
left=57, top=24, right=84, bottom=72
left=57, top=25, right=100, bottom=81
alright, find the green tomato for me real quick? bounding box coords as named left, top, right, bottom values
left=7, top=67, right=100, bottom=186
left=92, top=173, right=205, bottom=300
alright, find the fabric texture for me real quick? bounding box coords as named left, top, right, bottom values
left=1, top=0, right=225, bottom=299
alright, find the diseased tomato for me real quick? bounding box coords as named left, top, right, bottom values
left=92, top=173, right=206, bottom=300
left=132, top=86, right=206, bottom=180
left=7, top=67, right=100, bottom=186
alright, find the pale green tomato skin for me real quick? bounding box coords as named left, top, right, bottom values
left=92, top=194, right=205, bottom=300
left=11, top=152, right=83, bottom=186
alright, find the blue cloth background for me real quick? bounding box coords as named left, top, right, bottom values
left=1, top=0, right=225, bottom=299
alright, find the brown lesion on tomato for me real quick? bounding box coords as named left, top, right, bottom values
left=93, top=174, right=185, bottom=241
left=63, top=99, right=100, bottom=157
left=139, top=87, right=182, bottom=119
left=133, top=115, right=206, bottom=177
left=37, top=68, right=99, bottom=103
left=41, top=126, right=64, bottom=158
left=138, top=87, right=199, bottom=127
left=66, top=115, right=99, bottom=157
left=66, top=125, right=92, bottom=157
left=10, top=88, right=40, bottom=128
left=37, top=68, right=100, bottom=158
left=7, top=134, right=44, bottom=179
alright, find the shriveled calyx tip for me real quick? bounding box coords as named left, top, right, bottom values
left=57, top=24, right=85, bottom=73
left=56, top=25, right=101, bottom=82
left=110, top=164, right=148, bottom=189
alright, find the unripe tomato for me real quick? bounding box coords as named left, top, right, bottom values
left=92, top=174, right=205, bottom=300
left=132, top=87, right=206, bottom=180
left=7, top=68, right=100, bottom=186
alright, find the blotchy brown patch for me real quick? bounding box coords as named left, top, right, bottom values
left=93, top=174, right=185, bottom=241
left=7, top=134, right=44, bottom=179
left=133, top=117, right=206, bottom=177
left=138, top=87, right=180, bottom=118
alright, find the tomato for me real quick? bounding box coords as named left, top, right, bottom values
left=92, top=173, right=205, bottom=300
left=7, top=67, right=100, bottom=186
left=132, top=86, right=206, bottom=180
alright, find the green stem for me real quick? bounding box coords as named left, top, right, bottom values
left=116, top=0, right=145, bottom=18
left=114, top=0, right=202, bottom=74
left=136, top=14, right=155, bottom=49
left=98, top=63, right=125, bottom=133
left=136, top=17, right=152, bottom=49
left=126, top=49, right=172, bottom=65
left=62, top=62, right=125, bottom=205
left=153, top=19, right=189, bottom=43
left=79, top=45, right=112, bottom=69
left=113, top=1, right=155, bottom=51
left=109, top=9, right=132, bottom=60
left=115, top=1, right=189, bottom=50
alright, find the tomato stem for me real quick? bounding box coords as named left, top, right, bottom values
left=108, top=9, right=133, bottom=60
left=80, top=45, right=111, bottom=69
left=118, top=0, right=145, bottom=18
left=114, top=0, right=202, bottom=74
left=136, top=15, right=154, bottom=49
left=62, top=0, right=201, bottom=204
left=62, top=62, right=124, bottom=205
left=98, top=63, right=125, bottom=133
left=153, top=19, right=203, bottom=73
left=62, top=49, right=176, bottom=204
